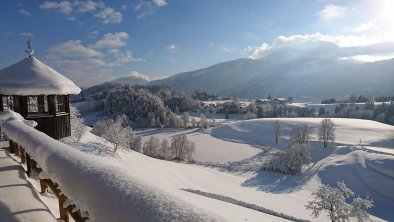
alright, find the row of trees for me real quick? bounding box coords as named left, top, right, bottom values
left=143, top=134, right=196, bottom=161
left=272, top=118, right=336, bottom=148
left=90, top=115, right=196, bottom=161
left=268, top=119, right=336, bottom=174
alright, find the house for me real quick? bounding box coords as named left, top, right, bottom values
left=0, top=40, right=81, bottom=140
left=274, top=98, right=287, bottom=104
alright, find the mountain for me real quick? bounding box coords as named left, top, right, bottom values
left=109, top=76, right=149, bottom=85
left=149, top=43, right=394, bottom=100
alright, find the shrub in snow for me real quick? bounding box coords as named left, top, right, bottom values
left=69, top=105, right=86, bottom=143
left=306, top=182, right=373, bottom=222
left=318, top=118, right=335, bottom=148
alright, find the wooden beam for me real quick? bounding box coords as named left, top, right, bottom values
left=20, top=147, right=26, bottom=163
left=26, top=153, right=31, bottom=177
left=0, top=95, right=3, bottom=111
left=9, top=139, right=15, bottom=154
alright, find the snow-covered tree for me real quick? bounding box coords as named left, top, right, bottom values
left=128, top=135, right=142, bottom=152
left=272, top=120, right=282, bottom=145
left=143, top=136, right=160, bottom=157
left=69, top=105, right=86, bottom=143
left=247, top=103, right=257, bottom=114
left=181, top=112, right=190, bottom=128
left=288, top=123, right=312, bottom=147
left=306, top=182, right=373, bottom=222
left=191, top=118, right=197, bottom=128
left=199, top=114, right=208, bottom=129
left=171, top=134, right=195, bottom=161
left=318, top=118, right=335, bottom=147
left=159, top=139, right=171, bottom=160
left=91, top=115, right=135, bottom=152
left=244, top=111, right=257, bottom=120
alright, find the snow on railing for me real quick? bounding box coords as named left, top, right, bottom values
left=0, top=112, right=220, bottom=222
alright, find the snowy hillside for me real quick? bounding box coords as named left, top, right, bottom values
left=3, top=114, right=392, bottom=221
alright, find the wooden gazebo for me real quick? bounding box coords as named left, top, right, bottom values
left=0, top=40, right=81, bottom=140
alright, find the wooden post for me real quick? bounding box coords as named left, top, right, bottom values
left=15, top=143, right=20, bottom=157
left=9, top=139, right=15, bottom=154
left=26, top=153, right=31, bottom=177
left=20, top=147, right=26, bottom=163
left=40, top=179, right=48, bottom=193
left=59, top=194, right=69, bottom=222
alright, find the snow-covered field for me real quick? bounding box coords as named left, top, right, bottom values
left=89, top=118, right=393, bottom=221
left=2, top=115, right=393, bottom=221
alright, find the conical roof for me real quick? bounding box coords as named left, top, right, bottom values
left=0, top=56, right=80, bottom=95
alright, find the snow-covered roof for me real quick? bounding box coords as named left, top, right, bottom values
left=0, top=56, right=80, bottom=95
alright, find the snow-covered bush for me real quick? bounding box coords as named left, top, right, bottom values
left=70, top=105, right=86, bottom=143
left=91, top=115, right=140, bottom=152
left=306, top=182, right=373, bottom=221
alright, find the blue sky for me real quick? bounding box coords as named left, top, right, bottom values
left=1, top=0, right=394, bottom=87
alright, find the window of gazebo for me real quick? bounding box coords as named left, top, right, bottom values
left=2, top=96, right=14, bottom=111
left=27, top=96, right=48, bottom=115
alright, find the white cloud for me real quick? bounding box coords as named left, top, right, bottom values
left=39, top=1, right=73, bottom=14
left=19, top=9, right=31, bottom=16
left=319, top=4, right=346, bottom=21
left=152, top=0, right=167, bottom=7
left=73, top=0, right=99, bottom=12
left=67, top=16, right=76, bottom=21
left=134, top=0, right=167, bottom=19
left=353, top=21, right=375, bottom=32
left=339, top=54, right=394, bottom=63
left=276, top=33, right=377, bottom=47
left=127, top=70, right=151, bottom=81
left=94, top=6, right=123, bottom=24
left=39, top=1, right=123, bottom=24
left=248, top=43, right=271, bottom=59
left=45, top=33, right=144, bottom=87
left=166, top=44, right=176, bottom=51
left=47, top=40, right=103, bottom=59
left=92, top=32, right=129, bottom=49
left=246, top=32, right=394, bottom=63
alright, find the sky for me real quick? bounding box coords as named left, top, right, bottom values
left=1, top=0, right=394, bottom=87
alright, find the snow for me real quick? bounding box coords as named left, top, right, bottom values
left=0, top=148, right=57, bottom=222
left=0, top=57, right=80, bottom=95
left=136, top=128, right=261, bottom=162
left=1, top=111, right=392, bottom=221
left=0, top=118, right=224, bottom=221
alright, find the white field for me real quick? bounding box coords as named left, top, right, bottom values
left=103, top=118, right=392, bottom=221
left=4, top=117, right=393, bottom=221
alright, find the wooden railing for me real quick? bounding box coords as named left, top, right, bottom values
left=9, top=139, right=88, bottom=222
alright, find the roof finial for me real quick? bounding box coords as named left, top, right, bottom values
left=25, top=38, right=34, bottom=58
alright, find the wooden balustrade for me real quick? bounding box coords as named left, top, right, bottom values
left=7, top=140, right=88, bottom=222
